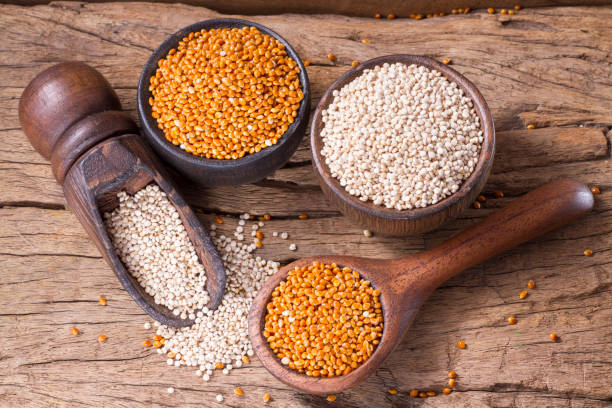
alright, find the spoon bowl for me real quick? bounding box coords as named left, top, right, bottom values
left=249, top=178, right=594, bottom=394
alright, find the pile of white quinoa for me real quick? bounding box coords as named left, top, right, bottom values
left=320, top=62, right=483, bottom=210
left=105, top=188, right=280, bottom=381
left=155, top=232, right=279, bottom=380
left=105, top=185, right=209, bottom=319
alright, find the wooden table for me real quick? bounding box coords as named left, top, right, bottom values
left=1, top=2, right=610, bottom=407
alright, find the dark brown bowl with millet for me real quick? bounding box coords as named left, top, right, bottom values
left=138, top=18, right=311, bottom=186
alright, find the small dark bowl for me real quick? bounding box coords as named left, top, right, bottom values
left=311, top=55, right=495, bottom=236
left=138, top=18, right=310, bottom=186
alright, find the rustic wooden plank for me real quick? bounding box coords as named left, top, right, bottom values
left=0, top=2, right=610, bottom=407
left=7, top=0, right=612, bottom=18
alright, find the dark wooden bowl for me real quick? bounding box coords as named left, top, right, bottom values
left=138, top=18, right=311, bottom=186
left=310, top=55, right=495, bottom=235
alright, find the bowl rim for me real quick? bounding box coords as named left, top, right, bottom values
left=137, top=18, right=310, bottom=170
left=310, top=54, right=495, bottom=221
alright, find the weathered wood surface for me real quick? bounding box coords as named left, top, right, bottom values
left=8, top=0, right=612, bottom=17
left=0, top=2, right=611, bottom=407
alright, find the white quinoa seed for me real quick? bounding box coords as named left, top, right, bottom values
left=167, top=387, right=174, bottom=394
left=363, top=229, right=372, bottom=237
left=104, top=185, right=209, bottom=317
left=144, top=322, right=151, bottom=330
left=280, top=232, right=289, bottom=240
left=320, top=62, right=483, bottom=210
left=155, top=233, right=279, bottom=380
left=216, top=394, right=223, bottom=402
left=289, top=243, right=297, bottom=251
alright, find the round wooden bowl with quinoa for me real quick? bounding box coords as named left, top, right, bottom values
left=138, top=18, right=310, bottom=186
left=310, top=55, right=495, bottom=235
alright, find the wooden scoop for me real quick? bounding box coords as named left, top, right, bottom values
left=248, top=178, right=594, bottom=394
left=19, top=62, right=226, bottom=327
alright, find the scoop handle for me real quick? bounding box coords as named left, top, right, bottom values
left=413, top=178, right=594, bottom=289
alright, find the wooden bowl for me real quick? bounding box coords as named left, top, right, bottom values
left=138, top=18, right=310, bottom=186
left=310, top=55, right=495, bottom=235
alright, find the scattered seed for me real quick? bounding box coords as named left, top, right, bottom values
left=527, top=124, right=535, bottom=130
left=449, top=378, right=456, bottom=387
left=519, top=290, right=528, bottom=299
left=494, top=191, right=504, bottom=198
left=242, top=355, right=250, bottom=364
left=477, top=195, right=487, bottom=202
left=328, top=53, right=336, bottom=62
left=501, top=9, right=508, bottom=14
left=144, top=322, right=151, bottom=330
left=452, top=9, right=458, bottom=14
left=584, top=249, right=593, bottom=256
left=427, top=391, right=436, bottom=397
left=98, top=334, right=107, bottom=343
left=167, top=387, right=175, bottom=394
left=409, top=389, right=419, bottom=397
left=508, top=316, right=517, bottom=325
left=99, top=296, right=107, bottom=306
left=264, top=213, right=271, bottom=221
left=280, top=232, right=289, bottom=240
left=515, top=4, right=522, bottom=10
left=419, top=392, right=428, bottom=398
left=234, top=388, right=244, bottom=396
left=388, top=388, right=398, bottom=395
left=153, top=340, right=162, bottom=348
left=508, top=10, right=515, bottom=15
left=442, top=387, right=452, bottom=395
left=528, top=280, right=535, bottom=289
left=448, top=370, right=457, bottom=379
left=71, top=327, right=79, bottom=336
left=256, top=231, right=264, bottom=240
left=488, top=8, right=495, bottom=14
left=442, top=58, right=451, bottom=65
left=374, top=13, right=381, bottom=19
left=362, top=39, right=370, bottom=44
left=591, top=187, right=600, bottom=195
left=550, top=333, right=559, bottom=341
left=387, top=13, right=396, bottom=19
left=363, top=229, right=372, bottom=237
left=458, top=340, right=466, bottom=349
left=215, top=217, right=223, bottom=224
left=303, top=59, right=311, bottom=67
left=289, top=243, right=297, bottom=251
left=216, top=362, right=224, bottom=369
left=263, top=393, right=271, bottom=403
left=298, top=213, right=308, bottom=220
left=216, top=394, right=223, bottom=402
left=327, top=395, right=336, bottom=402
left=143, top=339, right=152, bottom=348
left=473, top=201, right=481, bottom=209
left=352, top=60, right=359, bottom=67
left=464, top=8, right=471, bottom=13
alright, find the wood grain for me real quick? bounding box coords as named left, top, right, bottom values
left=0, top=2, right=610, bottom=407
left=6, top=0, right=612, bottom=17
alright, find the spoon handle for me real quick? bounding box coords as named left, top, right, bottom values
left=415, top=178, right=594, bottom=288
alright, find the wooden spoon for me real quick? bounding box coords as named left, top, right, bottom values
left=248, top=178, right=594, bottom=394
left=19, top=62, right=226, bottom=327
